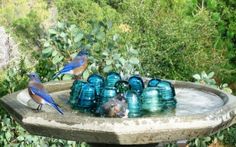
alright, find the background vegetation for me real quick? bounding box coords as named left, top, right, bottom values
left=0, top=0, right=235, bottom=146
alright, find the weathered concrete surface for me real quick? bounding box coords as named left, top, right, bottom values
left=1, top=80, right=236, bottom=145
left=0, top=27, right=19, bottom=69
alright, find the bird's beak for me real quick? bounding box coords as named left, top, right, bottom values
left=26, top=73, right=30, bottom=77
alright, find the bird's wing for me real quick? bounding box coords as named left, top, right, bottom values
left=28, top=83, right=56, bottom=105
left=59, top=57, right=85, bottom=73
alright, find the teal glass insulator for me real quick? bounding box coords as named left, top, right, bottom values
left=101, top=87, right=117, bottom=105
left=147, top=78, right=161, bottom=87
left=128, top=75, right=144, bottom=95
left=115, top=80, right=131, bottom=94
left=87, top=74, right=104, bottom=97
left=105, top=72, right=121, bottom=87
left=125, top=90, right=141, bottom=118
left=69, top=80, right=86, bottom=107
left=163, top=99, right=177, bottom=114
left=141, top=87, right=164, bottom=112
left=78, top=84, right=96, bottom=111
left=157, top=81, right=176, bottom=101
left=165, top=99, right=177, bottom=109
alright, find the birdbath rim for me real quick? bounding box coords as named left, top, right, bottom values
left=1, top=79, right=236, bottom=145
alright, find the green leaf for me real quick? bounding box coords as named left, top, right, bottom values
left=208, top=72, right=214, bottom=79
left=43, top=41, right=50, bottom=47
left=113, top=34, right=119, bottom=41
left=193, top=74, right=201, bottom=80
left=106, top=59, right=113, bottom=65
left=103, top=65, right=113, bottom=73
left=217, top=135, right=224, bottom=141
left=70, top=53, right=77, bottom=59
left=60, top=32, right=67, bottom=38
left=74, top=33, right=84, bottom=42
left=17, top=136, right=25, bottom=141
left=3, top=118, right=10, bottom=125
left=102, top=51, right=109, bottom=56
left=48, top=29, right=57, bottom=35
left=106, top=21, right=112, bottom=29
left=5, top=131, right=11, bottom=141
left=113, top=53, right=121, bottom=60
left=207, top=0, right=217, bottom=10
left=201, top=71, right=207, bottom=78
left=195, top=138, right=200, bottom=146
left=52, top=56, right=63, bottom=64
left=129, top=48, right=138, bottom=55
left=57, top=22, right=65, bottom=29
left=129, top=57, right=139, bottom=64
left=52, top=50, right=58, bottom=57
left=96, top=31, right=105, bottom=40
left=204, top=136, right=211, bottom=142
left=82, top=70, right=89, bottom=80
left=119, top=57, right=126, bottom=65
left=42, top=48, right=53, bottom=55
left=68, top=24, right=76, bottom=31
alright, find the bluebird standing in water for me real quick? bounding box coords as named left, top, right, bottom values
left=28, top=72, right=63, bottom=115
left=53, top=49, right=89, bottom=79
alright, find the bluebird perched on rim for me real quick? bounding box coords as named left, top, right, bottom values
left=28, top=72, right=63, bottom=115
left=53, top=49, right=89, bottom=79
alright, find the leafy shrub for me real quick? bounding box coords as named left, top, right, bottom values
left=12, top=11, right=42, bottom=49
left=0, top=59, right=29, bottom=97
left=0, top=0, right=48, bottom=26
left=0, top=112, right=88, bottom=146
left=188, top=71, right=235, bottom=147
left=116, top=0, right=228, bottom=80
left=55, top=0, right=233, bottom=82
left=55, top=0, right=121, bottom=30
left=37, top=21, right=140, bottom=81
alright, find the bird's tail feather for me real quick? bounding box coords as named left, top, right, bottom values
left=51, top=103, right=64, bottom=115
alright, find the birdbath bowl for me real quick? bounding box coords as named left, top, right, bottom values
left=1, top=80, right=236, bottom=145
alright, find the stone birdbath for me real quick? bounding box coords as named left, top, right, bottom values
left=1, top=80, right=236, bottom=146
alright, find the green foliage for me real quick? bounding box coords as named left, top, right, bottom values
left=56, top=0, right=121, bottom=29
left=193, top=71, right=232, bottom=93
left=0, top=112, right=88, bottom=146
left=54, top=0, right=235, bottom=84
left=188, top=71, right=234, bottom=147
left=219, top=125, right=236, bottom=146
left=13, top=11, right=42, bottom=49
left=0, top=59, right=29, bottom=97
left=0, top=0, right=48, bottom=26
left=37, top=21, right=140, bottom=81
left=117, top=0, right=226, bottom=80
left=0, top=0, right=48, bottom=52
left=188, top=136, right=213, bottom=147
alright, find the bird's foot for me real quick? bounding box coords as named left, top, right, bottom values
left=31, top=108, right=41, bottom=113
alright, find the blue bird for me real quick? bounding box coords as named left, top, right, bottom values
left=53, top=49, right=89, bottom=79
left=28, top=72, right=63, bottom=115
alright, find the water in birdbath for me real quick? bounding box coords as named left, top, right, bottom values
left=142, top=88, right=224, bottom=117
left=16, top=74, right=225, bottom=118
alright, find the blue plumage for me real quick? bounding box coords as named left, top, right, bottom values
left=28, top=73, right=63, bottom=115
left=53, top=49, right=89, bottom=79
